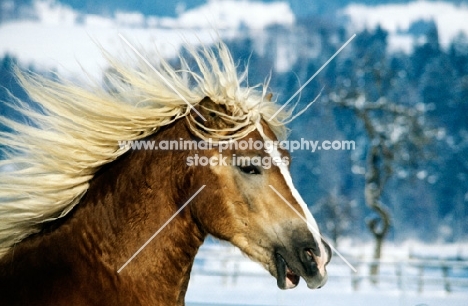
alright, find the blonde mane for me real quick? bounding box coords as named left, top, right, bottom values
left=0, top=41, right=291, bottom=258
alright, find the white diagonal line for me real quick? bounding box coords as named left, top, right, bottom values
left=269, top=185, right=357, bottom=272
left=118, top=33, right=207, bottom=121
left=268, top=34, right=357, bottom=121
left=117, top=185, right=206, bottom=273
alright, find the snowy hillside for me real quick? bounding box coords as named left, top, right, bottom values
left=0, top=0, right=294, bottom=76
left=161, top=0, right=294, bottom=29
left=2, top=0, right=467, bottom=74
left=342, top=1, right=468, bottom=52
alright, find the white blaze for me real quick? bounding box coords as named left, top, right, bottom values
left=256, top=122, right=328, bottom=275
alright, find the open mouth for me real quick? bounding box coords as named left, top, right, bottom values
left=275, top=253, right=300, bottom=289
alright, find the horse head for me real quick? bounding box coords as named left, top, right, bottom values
left=183, top=96, right=331, bottom=289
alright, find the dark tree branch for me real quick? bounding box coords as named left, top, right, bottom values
left=334, top=94, right=431, bottom=283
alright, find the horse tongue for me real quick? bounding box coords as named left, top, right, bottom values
left=275, top=253, right=299, bottom=289
left=285, top=266, right=300, bottom=289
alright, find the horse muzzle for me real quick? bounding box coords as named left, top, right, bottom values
left=274, top=240, right=331, bottom=290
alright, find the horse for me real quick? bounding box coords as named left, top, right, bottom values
left=0, top=41, right=331, bottom=305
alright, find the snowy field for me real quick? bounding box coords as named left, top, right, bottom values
left=185, top=242, right=468, bottom=306
left=187, top=276, right=468, bottom=306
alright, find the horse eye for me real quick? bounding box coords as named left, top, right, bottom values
left=238, top=164, right=261, bottom=175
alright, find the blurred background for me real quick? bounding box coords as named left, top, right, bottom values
left=1, top=0, right=467, bottom=305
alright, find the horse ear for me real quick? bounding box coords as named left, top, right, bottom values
left=266, top=93, right=273, bottom=102
left=194, top=97, right=218, bottom=120
left=192, top=96, right=234, bottom=133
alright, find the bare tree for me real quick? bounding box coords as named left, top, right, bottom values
left=335, top=96, right=433, bottom=283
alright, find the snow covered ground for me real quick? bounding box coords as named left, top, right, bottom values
left=185, top=242, right=468, bottom=305
left=187, top=276, right=468, bottom=306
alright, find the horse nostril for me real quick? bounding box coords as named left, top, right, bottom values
left=304, top=248, right=320, bottom=272
left=305, top=249, right=313, bottom=260
left=305, top=248, right=318, bottom=259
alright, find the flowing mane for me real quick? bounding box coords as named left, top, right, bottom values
left=0, top=41, right=290, bottom=258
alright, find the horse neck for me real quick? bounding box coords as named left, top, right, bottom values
left=67, top=119, right=206, bottom=303
left=92, top=120, right=206, bottom=305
